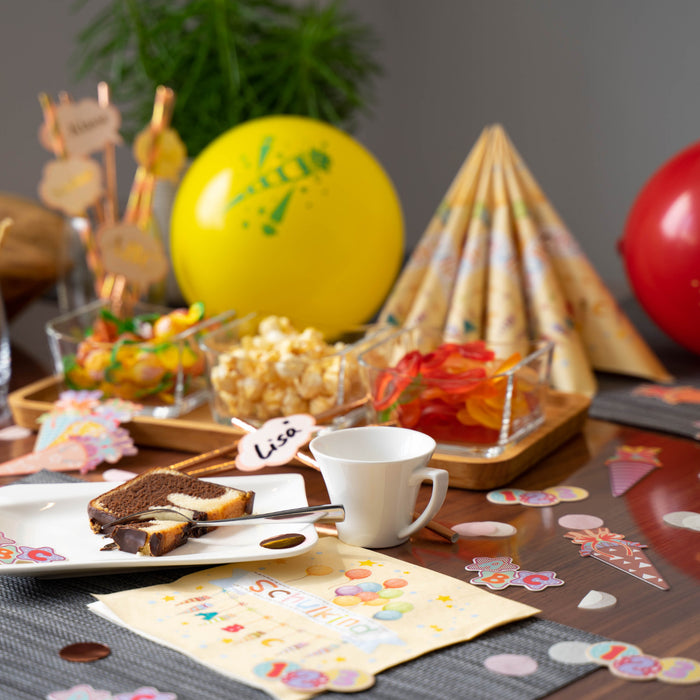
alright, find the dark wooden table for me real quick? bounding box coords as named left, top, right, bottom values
left=2, top=346, right=699, bottom=698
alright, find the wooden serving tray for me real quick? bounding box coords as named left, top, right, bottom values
left=8, top=376, right=590, bottom=490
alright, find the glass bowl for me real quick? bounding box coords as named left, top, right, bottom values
left=358, top=327, right=554, bottom=458
left=46, top=299, right=236, bottom=418
left=199, top=313, right=392, bottom=427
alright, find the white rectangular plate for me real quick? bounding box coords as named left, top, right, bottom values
left=0, top=474, right=317, bottom=577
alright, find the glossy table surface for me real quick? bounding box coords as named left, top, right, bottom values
left=2, top=346, right=699, bottom=699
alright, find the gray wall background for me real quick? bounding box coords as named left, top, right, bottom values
left=3, top=0, right=700, bottom=364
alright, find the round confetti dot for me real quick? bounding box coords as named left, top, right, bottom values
left=585, top=641, right=642, bottom=666
left=661, top=511, right=698, bottom=528
left=657, top=657, right=700, bottom=684
left=544, top=485, right=589, bottom=502
left=610, top=654, right=662, bottom=681
left=484, top=654, right=538, bottom=676
left=577, top=590, right=617, bottom=610
left=548, top=641, right=594, bottom=665
left=453, top=522, right=497, bottom=536
left=59, top=642, right=111, bottom=663
left=326, top=668, right=376, bottom=692
left=383, top=578, right=408, bottom=588
left=0, top=425, right=32, bottom=440
left=373, top=609, right=402, bottom=621
left=558, top=514, right=605, bottom=530
left=453, top=521, right=516, bottom=537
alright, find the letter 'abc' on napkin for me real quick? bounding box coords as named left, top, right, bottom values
left=90, top=536, right=538, bottom=700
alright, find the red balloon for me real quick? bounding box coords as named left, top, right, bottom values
left=620, top=141, right=700, bottom=355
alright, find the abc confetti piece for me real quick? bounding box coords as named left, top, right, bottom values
left=466, top=556, right=564, bottom=591
left=487, top=485, right=588, bottom=506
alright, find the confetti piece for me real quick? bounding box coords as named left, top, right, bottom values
left=662, top=511, right=700, bottom=530
left=484, top=653, right=538, bottom=676
left=586, top=641, right=642, bottom=666
left=325, top=668, right=376, bottom=692
left=577, top=589, right=617, bottom=610
left=47, top=685, right=112, bottom=700
left=59, top=642, right=111, bottom=662
left=657, top=657, right=700, bottom=684
left=565, top=527, right=670, bottom=590
left=605, top=445, right=661, bottom=497
left=0, top=425, right=31, bottom=440
left=452, top=521, right=517, bottom=537
left=486, top=488, right=526, bottom=504
left=610, top=653, right=663, bottom=681
left=102, top=468, right=139, bottom=481
left=543, top=485, right=589, bottom=502
left=557, top=514, right=604, bottom=530
left=548, top=641, right=593, bottom=665
left=683, top=514, right=700, bottom=531
left=518, top=490, right=560, bottom=506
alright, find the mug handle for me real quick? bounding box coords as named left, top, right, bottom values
left=398, top=467, right=449, bottom=540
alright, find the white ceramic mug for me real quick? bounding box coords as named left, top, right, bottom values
left=309, top=426, right=448, bottom=548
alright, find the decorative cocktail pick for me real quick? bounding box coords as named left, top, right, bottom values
left=564, top=525, right=669, bottom=590
left=605, top=445, right=662, bottom=497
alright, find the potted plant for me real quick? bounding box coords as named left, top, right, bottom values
left=71, top=0, right=381, bottom=158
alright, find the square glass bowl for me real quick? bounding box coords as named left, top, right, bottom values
left=358, top=327, right=554, bottom=458
left=46, top=300, right=236, bottom=418
left=199, top=313, right=392, bottom=427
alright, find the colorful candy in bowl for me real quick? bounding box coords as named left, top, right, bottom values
left=46, top=300, right=236, bottom=418
left=358, top=327, right=554, bottom=458
left=200, top=313, right=391, bottom=427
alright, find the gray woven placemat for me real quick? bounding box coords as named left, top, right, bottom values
left=589, top=297, right=700, bottom=440
left=1, top=471, right=605, bottom=700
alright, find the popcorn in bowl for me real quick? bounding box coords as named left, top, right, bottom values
left=201, top=314, right=381, bottom=426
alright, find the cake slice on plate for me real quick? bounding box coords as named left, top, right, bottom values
left=88, top=467, right=255, bottom=556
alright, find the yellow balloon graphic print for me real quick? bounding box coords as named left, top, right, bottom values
left=170, top=116, right=404, bottom=336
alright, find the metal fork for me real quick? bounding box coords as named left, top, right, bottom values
left=102, top=503, right=345, bottom=529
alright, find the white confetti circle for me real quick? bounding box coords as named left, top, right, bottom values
left=557, top=514, right=604, bottom=530
left=548, top=641, right=593, bottom=665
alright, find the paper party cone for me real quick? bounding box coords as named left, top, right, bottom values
left=605, top=445, right=661, bottom=497
left=498, top=127, right=597, bottom=396
left=565, top=527, right=669, bottom=591
left=379, top=127, right=490, bottom=326
left=502, top=132, right=671, bottom=383
left=402, top=130, right=492, bottom=329
left=443, top=129, right=497, bottom=341
left=481, top=130, right=529, bottom=357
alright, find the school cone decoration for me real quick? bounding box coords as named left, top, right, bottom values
left=379, top=125, right=671, bottom=396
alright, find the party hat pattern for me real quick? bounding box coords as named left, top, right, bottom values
left=565, top=526, right=669, bottom=591
left=605, top=445, right=662, bottom=497
left=378, top=125, right=671, bottom=396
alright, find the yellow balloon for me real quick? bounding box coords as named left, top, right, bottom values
left=171, top=116, right=404, bottom=336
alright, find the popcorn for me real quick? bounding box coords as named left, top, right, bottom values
left=209, top=316, right=362, bottom=422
